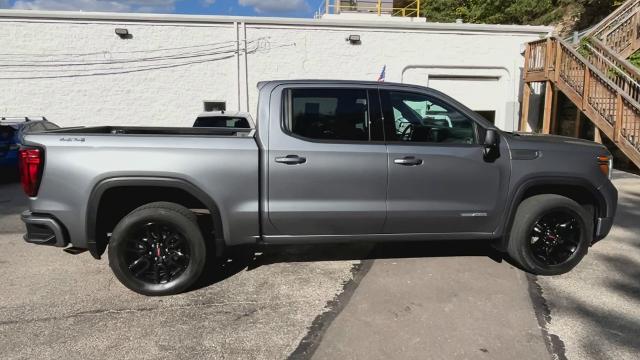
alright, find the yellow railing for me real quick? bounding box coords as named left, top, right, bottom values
left=392, top=0, right=420, bottom=17
left=315, top=0, right=421, bottom=18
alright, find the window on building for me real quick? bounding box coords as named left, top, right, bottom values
left=203, top=101, right=226, bottom=112
left=285, top=88, right=370, bottom=141
left=381, top=90, right=477, bottom=144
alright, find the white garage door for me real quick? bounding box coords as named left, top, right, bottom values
left=427, top=75, right=503, bottom=125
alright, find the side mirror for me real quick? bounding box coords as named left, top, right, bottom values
left=484, top=129, right=497, bottom=147
left=483, top=129, right=499, bottom=160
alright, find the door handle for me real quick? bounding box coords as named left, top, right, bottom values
left=275, top=155, right=307, bottom=165
left=394, top=156, right=423, bottom=166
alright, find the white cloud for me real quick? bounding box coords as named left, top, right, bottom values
left=238, top=0, right=307, bottom=13
left=11, top=0, right=176, bottom=12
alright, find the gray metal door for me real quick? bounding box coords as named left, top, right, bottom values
left=380, top=89, right=508, bottom=234
left=266, top=86, right=387, bottom=236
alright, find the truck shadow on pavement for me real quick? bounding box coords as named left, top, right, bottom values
left=583, top=192, right=640, bottom=356
left=192, top=240, right=504, bottom=291
left=541, top=180, right=640, bottom=359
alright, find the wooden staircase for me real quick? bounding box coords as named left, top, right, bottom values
left=520, top=1, right=640, bottom=168
left=589, top=0, right=640, bottom=59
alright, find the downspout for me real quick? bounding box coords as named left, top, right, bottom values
left=235, top=21, right=241, bottom=111
left=243, top=22, right=250, bottom=113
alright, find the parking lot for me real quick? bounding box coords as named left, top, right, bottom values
left=1, top=171, right=639, bottom=360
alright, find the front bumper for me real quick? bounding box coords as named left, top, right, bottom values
left=593, top=180, right=618, bottom=242
left=594, top=217, right=614, bottom=242
left=21, top=211, right=69, bottom=247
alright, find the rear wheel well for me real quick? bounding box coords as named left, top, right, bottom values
left=93, top=186, right=217, bottom=257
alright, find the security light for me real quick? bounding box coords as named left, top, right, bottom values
left=346, top=34, right=361, bottom=45
left=115, top=28, right=131, bottom=39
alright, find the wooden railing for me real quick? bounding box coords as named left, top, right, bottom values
left=591, top=0, right=640, bottom=39
left=523, top=37, right=640, bottom=167
left=583, top=38, right=640, bottom=102
left=589, top=0, right=640, bottom=59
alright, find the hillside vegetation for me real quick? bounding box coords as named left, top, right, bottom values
left=397, top=0, right=626, bottom=35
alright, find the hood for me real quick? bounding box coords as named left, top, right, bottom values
left=509, top=132, right=605, bottom=149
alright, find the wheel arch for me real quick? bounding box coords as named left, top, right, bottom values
left=86, top=177, right=224, bottom=259
left=496, top=176, right=606, bottom=250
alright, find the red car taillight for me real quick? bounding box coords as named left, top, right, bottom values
left=18, top=148, right=43, bottom=197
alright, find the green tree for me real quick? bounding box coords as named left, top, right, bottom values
left=393, top=0, right=620, bottom=29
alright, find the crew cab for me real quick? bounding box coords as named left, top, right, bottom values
left=20, top=80, right=617, bottom=295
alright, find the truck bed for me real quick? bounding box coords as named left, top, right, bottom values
left=23, top=125, right=260, bottom=251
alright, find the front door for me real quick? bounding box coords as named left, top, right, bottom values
left=380, top=89, right=509, bottom=235
left=267, top=86, right=387, bottom=236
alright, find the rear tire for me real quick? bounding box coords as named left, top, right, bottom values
left=507, top=194, right=592, bottom=276
left=108, top=202, right=206, bottom=296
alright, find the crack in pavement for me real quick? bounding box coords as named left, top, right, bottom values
left=288, top=260, right=373, bottom=360
left=526, top=273, right=568, bottom=360
left=0, top=297, right=321, bottom=327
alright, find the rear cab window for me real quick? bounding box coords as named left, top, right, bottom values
left=194, top=117, right=251, bottom=128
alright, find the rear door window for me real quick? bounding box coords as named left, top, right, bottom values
left=284, top=88, right=373, bottom=142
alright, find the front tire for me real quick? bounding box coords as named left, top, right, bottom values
left=108, top=202, right=207, bottom=296
left=507, top=194, right=592, bottom=276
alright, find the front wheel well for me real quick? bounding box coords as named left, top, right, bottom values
left=496, top=182, right=603, bottom=251
left=92, top=186, right=219, bottom=257
left=520, top=184, right=599, bottom=218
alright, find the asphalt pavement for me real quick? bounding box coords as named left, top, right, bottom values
left=1, top=171, right=638, bottom=359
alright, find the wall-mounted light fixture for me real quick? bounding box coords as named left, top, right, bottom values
left=346, top=34, right=361, bottom=45
left=115, top=28, right=132, bottom=39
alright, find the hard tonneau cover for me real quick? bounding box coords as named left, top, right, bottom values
left=44, top=126, right=254, bottom=137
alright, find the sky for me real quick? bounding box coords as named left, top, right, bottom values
left=0, top=0, right=318, bottom=17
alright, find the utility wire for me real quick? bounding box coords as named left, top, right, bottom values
left=0, top=41, right=294, bottom=80
left=0, top=44, right=260, bottom=73
left=0, top=38, right=269, bottom=67
left=0, top=39, right=241, bottom=57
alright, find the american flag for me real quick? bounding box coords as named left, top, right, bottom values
left=377, top=65, right=386, bottom=82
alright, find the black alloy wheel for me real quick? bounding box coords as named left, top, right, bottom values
left=125, top=221, right=191, bottom=284
left=507, top=194, right=592, bottom=276
left=108, top=202, right=207, bottom=296
left=528, top=210, right=581, bottom=266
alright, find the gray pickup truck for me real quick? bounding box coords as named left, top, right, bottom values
left=20, top=80, right=617, bottom=296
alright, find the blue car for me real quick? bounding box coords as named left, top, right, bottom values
left=0, top=117, right=59, bottom=169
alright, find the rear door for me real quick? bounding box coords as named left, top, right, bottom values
left=266, top=85, right=388, bottom=236
left=380, top=89, right=509, bottom=235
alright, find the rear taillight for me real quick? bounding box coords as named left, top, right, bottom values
left=18, top=148, right=43, bottom=197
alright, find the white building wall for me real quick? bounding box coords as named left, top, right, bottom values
left=0, top=11, right=551, bottom=131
